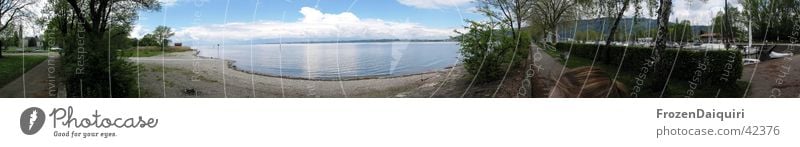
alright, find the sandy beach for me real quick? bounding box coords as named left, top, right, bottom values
left=129, top=51, right=471, bottom=98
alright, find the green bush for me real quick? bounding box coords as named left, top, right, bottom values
left=60, top=29, right=140, bottom=98
left=555, top=43, right=743, bottom=90
left=456, top=21, right=530, bottom=83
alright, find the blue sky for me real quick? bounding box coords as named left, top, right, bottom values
left=131, top=0, right=737, bottom=43
left=134, top=0, right=481, bottom=43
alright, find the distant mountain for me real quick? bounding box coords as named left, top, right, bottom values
left=558, top=17, right=710, bottom=39
left=264, top=39, right=455, bottom=44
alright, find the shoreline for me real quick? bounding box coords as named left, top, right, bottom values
left=194, top=50, right=461, bottom=82
left=130, top=51, right=467, bottom=97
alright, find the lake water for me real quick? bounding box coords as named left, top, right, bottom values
left=195, top=42, right=461, bottom=80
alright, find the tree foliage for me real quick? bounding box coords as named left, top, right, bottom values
left=45, top=0, right=161, bottom=97
left=0, top=0, right=36, bottom=58
left=475, top=0, right=533, bottom=38
left=152, top=25, right=174, bottom=46
left=456, top=21, right=530, bottom=83
left=529, top=0, right=586, bottom=43
left=740, top=0, right=799, bottom=42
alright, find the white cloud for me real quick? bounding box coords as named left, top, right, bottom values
left=160, top=0, right=209, bottom=7
left=397, top=0, right=473, bottom=9
left=158, top=0, right=179, bottom=7
left=623, top=0, right=743, bottom=26
left=671, top=0, right=739, bottom=26
left=174, top=7, right=456, bottom=41
left=129, top=24, right=149, bottom=39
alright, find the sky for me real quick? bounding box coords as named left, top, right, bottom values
left=134, top=0, right=480, bottom=43
left=126, top=0, right=740, bottom=43
left=626, top=0, right=744, bottom=26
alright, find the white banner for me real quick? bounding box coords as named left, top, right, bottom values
left=1, top=99, right=797, bottom=147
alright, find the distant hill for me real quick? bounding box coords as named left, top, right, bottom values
left=558, top=17, right=710, bottom=39
left=265, top=39, right=455, bottom=44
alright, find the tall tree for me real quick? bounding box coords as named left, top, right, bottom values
left=152, top=25, right=174, bottom=46
left=49, top=0, right=160, bottom=97
left=740, top=0, right=799, bottom=42
left=530, top=0, right=585, bottom=43
left=712, top=7, right=745, bottom=43
left=602, top=0, right=635, bottom=64
left=475, top=0, right=538, bottom=97
left=476, top=0, right=533, bottom=39
left=650, top=0, right=671, bottom=94
left=722, top=0, right=734, bottom=49
left=0, top=0, right=35, bottom=58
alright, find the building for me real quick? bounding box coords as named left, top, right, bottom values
left=698, top=33, right=726, bottom=43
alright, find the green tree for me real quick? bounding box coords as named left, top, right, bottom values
left=601, top=0, right=644, bottom=64
left=456, top=21, right=530, bottom=83
left=669, top=20, right=694, bottom=43
left=740, top=0, right=799, bottom=42
left=152, top=25, right=174, bottom=46
left=476, top=0, right=533, bottom=39
left=474, top=0, right=536, bottom=97
left=1, top=24, right=20, bottom=49
left=27, top=37, right=37, bottom=47
left=139, top=34, right=159, bottom=46
left=0, top=0, right=35, bottom=58
left=46, top=0, right=161, bottom=97
left=575, top=30, right=602, bottom=42
left=530, top=0, right=588, bottom=43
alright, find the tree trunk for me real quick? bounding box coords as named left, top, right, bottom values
left=723, top=0, right=733, bottom=49
left=0, top=40, right=4, bottom=58
left=605, top=0, right=631, bottom=64
left=550, top=27, right=558, bottom=44
left=652, top=0, right=672, bottom=95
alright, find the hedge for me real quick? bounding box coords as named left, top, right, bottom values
left=554, top=43, right=743, bottom=89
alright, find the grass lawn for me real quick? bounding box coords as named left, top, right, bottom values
left=0, top=55, right=48, bottom=87
left=120, top=46, right=193, bottom=57
left=558, top=54, right=748, bottom=98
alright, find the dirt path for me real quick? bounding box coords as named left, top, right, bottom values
left=536, top=47, right=567, bottom=97
left=0, top=53, right=62, bottom=98
left=741, top=55, right=800, bottom=98
left=397, top=43, right=564, bottom=98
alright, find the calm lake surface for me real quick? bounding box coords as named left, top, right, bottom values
left=195, top=42, right=461, bottom=80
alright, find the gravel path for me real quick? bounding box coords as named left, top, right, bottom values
left=742, top=55, right=800, bottom=98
